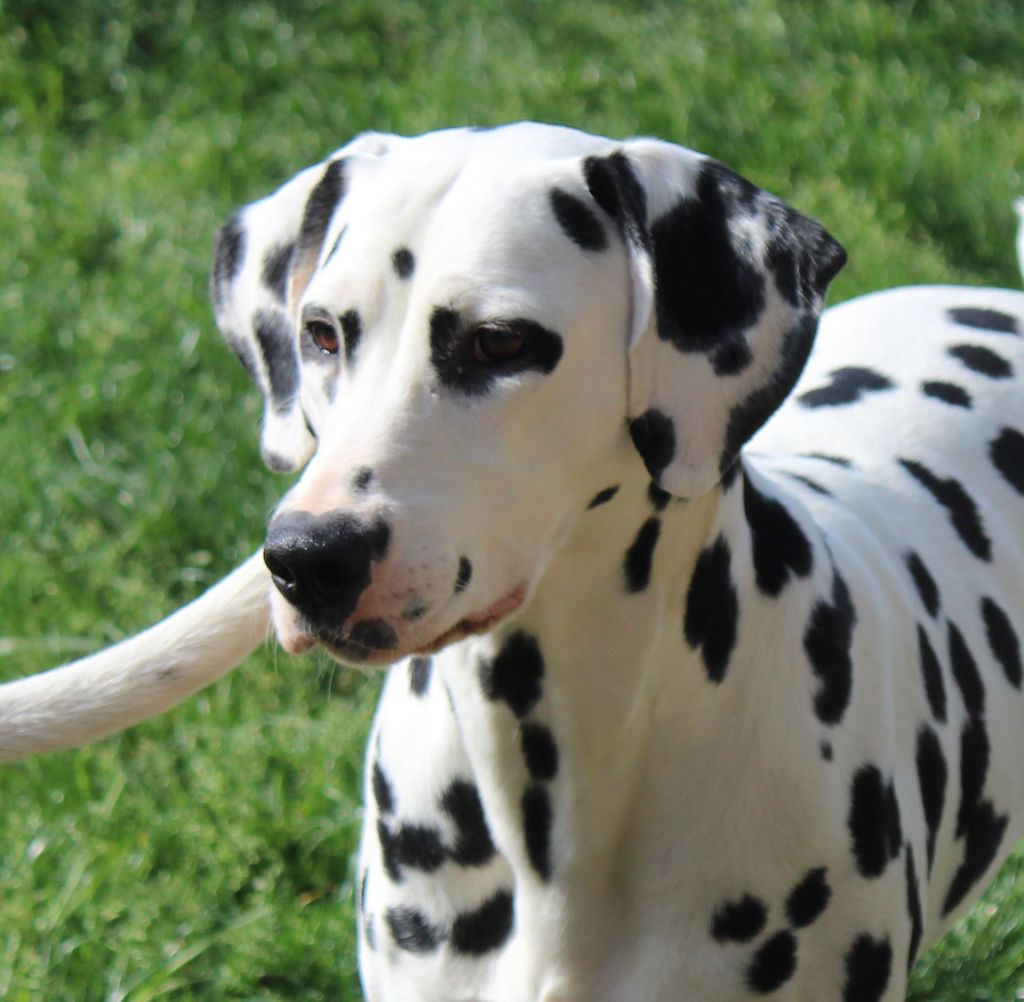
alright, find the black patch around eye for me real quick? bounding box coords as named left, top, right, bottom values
left=628, top=409, right=676, bottom=483
left=211, top=213, right=245, bottom=310
left=549, top=187, right=608, bottom=251
left=522, top=783, right=553, bottom=881
left=429, top=307, right=563, bottom=395
left=261, top=241, right=295, bottom=303
left=587, top=485, right=620, bottom=509
left=623, top=517, right=662, bottom=593
left=710, top=894, right=767, bottom=943
left=684, top=535, right=739, bottom=683
left=450, top=890, right=515, bottom=956
left=479, top=630, right=545, bottom=718
left=520, top=721, right=559, bottom=782
left=392, top=246, right=415, bottom=278
left=916, top=725, right=947, bottom=873
left=386, top=906, right=443, bottom=954
left=745, top=929, right=798, bottom=994
left=948, top=306, right=1020, bottom=335
left=442, top=779, right=496, bottom=867
left=798, top=366, right=894, bottom=408
left=989, top=427, right=1024, bottom=496
left=842, top=933, right=892, bottom=1002
left=409, top=656, right=432, bottom=696
left=981, top=596, right=1022, bottom=689
left=904, top=551, right=940, bottom=618
left=339, top=309, right=362, bottom=364
left=905, top=844, right=923, bottom=973
left=899, top=459, right=991, bottom=561
left=804, top=570, right=856, bottom=726
left=948, top=343, right=1013, bottom=379
left=253, top=308, right=299, bottom=407
left=916, top=625, right=947, bottom=724
left=921, top=380, right=972, bottom=408
left=743, top=474, right=813, bottom=597
left=785, top=867, right=831, bottom=929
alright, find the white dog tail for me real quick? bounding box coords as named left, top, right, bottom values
left=0, top=552, right=271, bottom=761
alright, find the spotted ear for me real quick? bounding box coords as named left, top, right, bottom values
left=209, top=133, right=395, bottom=472
left=585, top=140, right=846, bottom=498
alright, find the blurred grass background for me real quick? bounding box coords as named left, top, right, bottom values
left=0, top=0, right=1022, bottom=998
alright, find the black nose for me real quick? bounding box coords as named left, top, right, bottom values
left=264, top=510, right=391, bottom=627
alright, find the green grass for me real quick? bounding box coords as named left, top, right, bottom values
left=1, top=0, right=1022, bottom=997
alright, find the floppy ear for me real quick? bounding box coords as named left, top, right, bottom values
left=209, top=133, right=395, bottom=472
left=584, top=140, right=846, bottom=498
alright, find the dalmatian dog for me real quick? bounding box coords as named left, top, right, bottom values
left=2, top=123, right=1021, bottom=1000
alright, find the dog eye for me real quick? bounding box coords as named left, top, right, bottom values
left=306, top=319, right=340, bottom=356
left=471, top=324, right=527, bottom=364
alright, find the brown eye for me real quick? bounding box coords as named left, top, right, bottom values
left=306, top=319, right=340, bottom=356
left=472, top=324, right=526, bottom=364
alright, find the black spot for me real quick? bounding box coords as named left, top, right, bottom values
left=253, top=308, right=299, bottom=407
left=709, top=894, right=767, bottom=943
left=480, top=631, right=545, bottom=718
left=921, top=380, right=972, bottom=408
left=450, top=890, right=515, bottom=956
left=409, top=656, right=432, bottom=696
left=905, top=551, right=940, bottom=619
left=623, top=517, right=662, bottom=593
left=710, top=337, right=754, bottom=375
left=297, top=158, right=347, bottom=262
left=549, top=187, right=607, bottom=251
left=821, top=741, right=834, bottom=761
left=942, top=798, right=1009, bottom=917
left=981, top=596, right=1022, bottom=689
left=352, top=467, right=374, bottom=492
left=392, top=247, right=415, bottom=279
left=372, top=760, right=394, bottom=814
left=948, top=621, right=985, bottom=719
left=948, top=306, right=1020, bottom=335
left=323, top=224, right=347, bottom=265
left=842, top=934, right=892, bottom=1002
left=339, top=309, right=361, bottom=364
left=212, top=213, right=246, bottom=309
left=348, top=618, right=398, bottom=651
left=785, top=867, right=831, bottom=929
left=848, top=764, right=901, bottom=878
left=378, top=821, right=401, bottom=881
left=583, top=151, right=649, bottom=254
left=719, top=457, right=742, bottom=492
left=743, top=474, right=813, bottom=596
left=948, top=343, right=1013, bottom=379
left=684, top=535, right=739, bottom=683
left=628, top=409, right=676, bottom=484
left=389, top=822, right=447, bottom=874
left=745, top=929, right=798, bottom=995
left=782, top=472, right=832, bottom=496
left=588, top=485, right=619, bottom=509
left=386, top=906, right=443, bottom=954
left=454, top=556, right=473, bottom=594
left=916, top=625, right=947, bottom=724
left=804, top=570, right=856, bottom=725
left=522, top=784, right=553, bottom=881
left=648, top=482, right=672, bottom=511
left=441, top=779, right=496, bottom=867
left=429, top=307, right=564, bottom=395
left=955, top=717, right=990, bottom=840
left=261, top=241, right=295, bottom=303
left=899, top=459, right=991, bottom=561
left=798, top=366, right=894, bottom=408
left=803, top=452, right=853, bottom=468
left=905, top=844, right=923, bottom=973
left=520, top=722, right=559, bottom=781
left=990, top=427, right=1024, bottom=496
left=916, top=725, right=947, bottom=872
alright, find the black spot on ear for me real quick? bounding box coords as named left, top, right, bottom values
left=409, top=656, right=432, bottom=696
left=373, top=760, right=394, bottom=815
left=253, top=308, right=299, bottom=407
left=905, top=551, right=940, bottom=619
left=709, top=894, right=767, bottom=943
left=684, top=535, right=739, bottom=683
left=480, top=631, right=545, bottom=718
left=916, top=725, right=947, bottom=872
left=550, top=187, right=608, bottom=251
left=942, top=798, right=1009, bottom=917
left=588, top=485, right=619, bottom=509
left=628, top=409, right=677, bottom=484
left=842, top=933, right=892, bottom=1002
left=989, top=427, right=1024, bottom=496
left=899, top=459, right=991, bottom=561
left=340, top=309, right=362, bottom=364
left=441, top=779, right=496, bottom=867
left=386, top=906, right=443, bottom=954
left=211, top=213, right=246, bottom=309
left=623, top=517, right=662, bottom=593
left=297, top=158, right=347, bottom=262
left=948, top=621, right=985, bottom=718
left=804, top=570, right=856, bottom=726
left=745, top=929, right=798, bottom=995
left=261, top=241, right=295, bottom=303
left=904, top=844, right=923, bottom=974
left=948, top=306, right=1020, bottom=335
left=981, top=596, right=1022, bottom=689
left=785, top=867, right=831, bottom=929
left=583, top=151, right=649, bottom=253
left=392, top=247, right=415, bottom=279
left=948, top=343, right=1013, bottom=379
left=916, top=625, right=947, bottom=724
left=955, top=717, right=990, bottom=840
left=743, top=474, right=813, bottom=596
left=352, top=467, right=374, bottom=492
left=921, top=380, right=972, bottom=408
left=522, top=783, right=553, bottom=881
left=848, top=764, right=901, bottom=878
left=451, top=889, right=515, bottom=955
left=520, top=722, right=559, bottom=781
left=798, top=366, right=894, bottom=408
left=454, top=556, right=473, bottom=594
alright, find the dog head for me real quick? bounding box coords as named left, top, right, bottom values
left=211, top=123, right=844, bottom=663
